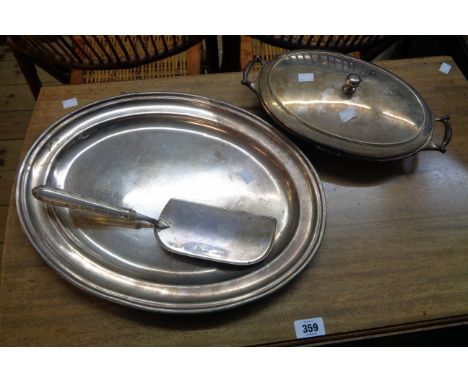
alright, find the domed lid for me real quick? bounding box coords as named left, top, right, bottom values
left=253, top=50, right=434, bottom=160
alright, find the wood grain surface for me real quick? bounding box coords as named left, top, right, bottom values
left=0, top=42, right=60, bottom=251
left=1, top=56, right=467, bottom=346
left=0, top=110, right=31, bottom=140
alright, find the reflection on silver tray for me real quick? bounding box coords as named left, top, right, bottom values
left=16, top=93, right=326, bottom=313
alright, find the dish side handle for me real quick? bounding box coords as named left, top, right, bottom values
left=241, top=55, right=264, bottom=94
left=422, top=116, right=452, bottom=153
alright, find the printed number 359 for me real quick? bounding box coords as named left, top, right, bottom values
left=302, top=323, right=319, bottom=334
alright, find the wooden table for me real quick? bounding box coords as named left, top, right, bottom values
left=1, top=56, right=467, bottom=346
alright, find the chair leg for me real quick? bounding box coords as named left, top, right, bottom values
left=220, top=36, right=240, bottom=72
left=70, top=68, right=84, bottom=84
left=390, top=36, right=413, bottom=59
left=205, top=36, right=219, bottom=73
left=187, top=42, right=203, bottom=75
left=240, top=36, right=254, bottom=69
left=12, top=49, right=41, bottom=99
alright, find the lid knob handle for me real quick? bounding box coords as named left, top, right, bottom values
left=343, top=74, right=361, bottom=96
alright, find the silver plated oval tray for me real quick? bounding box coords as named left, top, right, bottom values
left=16, top=92, right=326, bottom=313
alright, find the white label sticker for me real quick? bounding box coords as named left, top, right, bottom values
left=62, top=97, right=78, bottom=109
left=294, top=317, right=326, bottom=339
left=339, top=107, right=358, bottom=123
left=439, top=62, right=452, bottom=74
left=298, top=73, right=315, bottom=82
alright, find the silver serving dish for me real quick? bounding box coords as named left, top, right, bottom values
left=16, top=93, right=326, bottom=313
left=242, top=50, right=452, bottom=161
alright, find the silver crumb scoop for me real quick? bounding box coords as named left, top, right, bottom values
left=32, top=186, right=277, bottom=266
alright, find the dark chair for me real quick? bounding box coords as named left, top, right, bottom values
left=7, top=36, right=216, bottom=99
left=239, top=35, right=399, bottom=69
